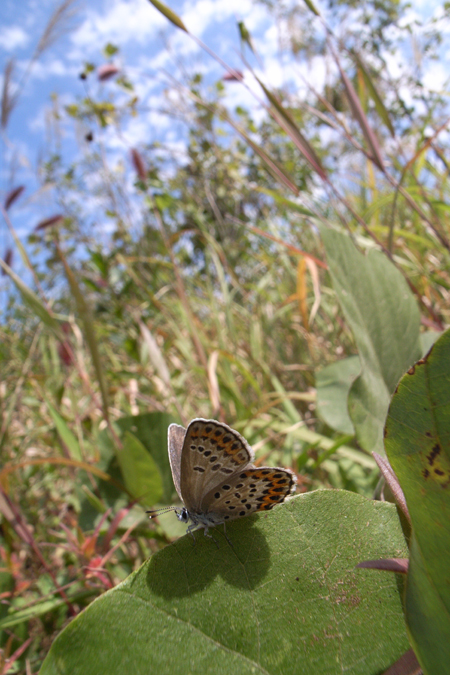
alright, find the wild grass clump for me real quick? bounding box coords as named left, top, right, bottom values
left=1, top=0, right=450, bottom=670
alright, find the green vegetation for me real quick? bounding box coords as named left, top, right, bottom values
left=1, top=0, right=450, bottom=672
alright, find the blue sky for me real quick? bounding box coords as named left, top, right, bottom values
left=0, top=0, right=448, bottom=269
left=0, top=0, right=276, bottom=246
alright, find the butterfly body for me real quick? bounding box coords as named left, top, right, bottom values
left=175, top=506, right=225, bottom=536
left=167, top=419, right=296, bottom=538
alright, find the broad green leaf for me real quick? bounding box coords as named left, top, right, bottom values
left=115, top=412, right=176, bottom=503
left=46, top=401, right=82, bottom=461
left=385, top=329, right=450, bottom=675
left=419, top=330, right=442, bottom=356
left=316, top=356, right=360, bottom=434
left=321, top=228, right=421, bottom=453
left=79, top=412, right=176, bottom=529
left=41, top=491, right=409, bottom=675
left=116, top=431, right=163, bottom=504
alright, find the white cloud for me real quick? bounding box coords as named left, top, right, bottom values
left=0, top=25, right=30, bottom=51
left=243, top=4, right=269, bottom=33
left=181, top=0, right=254, bottom=37
left=170, top=28, right=200, bottom=57
left=31, top=58, right=75, bottom=79
left=423, top=61, right=448, bottom=91
left=69, top=0, right=167, bottom=58
left=409, top=0, right=443, bottom=13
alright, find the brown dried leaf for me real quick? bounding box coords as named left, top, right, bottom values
left=1, top=59, right=18, bottom=129
left=338, top=64, right=385, bottom=172
left=4, top=185, right=25, bottom=210
left=222, top=70, right=243, bottom=82
left=131, top=148, right=147, bottom=181
left=35, top=214, right=64, bottom=231
left=1, top=248, right=13, bottom=276
left=98, top=64, right=120, bottom=81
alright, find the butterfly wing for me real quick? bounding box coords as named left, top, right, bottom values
left=168, top=423, right=186, bottom=501
left=200, top=467, right=296, bottom=521
left=179, top=419, right=254, bottom=512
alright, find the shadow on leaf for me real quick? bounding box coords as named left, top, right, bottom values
left=146, top=515, right=270, bottom=598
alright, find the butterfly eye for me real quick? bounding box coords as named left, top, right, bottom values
left=176, top=508, right=189, bottom=523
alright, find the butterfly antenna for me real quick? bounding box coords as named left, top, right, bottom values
left=146, top=506, right=177, bottom=519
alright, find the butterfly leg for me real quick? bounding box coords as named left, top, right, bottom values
left=221, top=522, right=233, bottom=547
left=186, top=524, right=197, bottom=544
left=202, top=525, right=220, bottom=549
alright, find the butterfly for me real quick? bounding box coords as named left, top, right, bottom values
left=148, top=418, right=296, bottom=540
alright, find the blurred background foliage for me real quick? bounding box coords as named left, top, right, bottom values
left=1, top=0, right=450, bottom=670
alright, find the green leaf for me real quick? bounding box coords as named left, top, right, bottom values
left=228, top=117, right=300, bottom=194
left=46, top=401, right=82, bottom=461
left=115, top=412, right=176, bottom=503
left=116, top=431, right=163, bottom=504
left=316, top=356, right=360, bottom=434
left=321, top=228, right=421, bottom=453
left=302, top=0, right=321, bottom=16
left=419, top=330, right=442, bottom=356
left=352, top=52, right=395, bottom=137
left=255, top=76, right=327, bottom=180
left=385, top=329, right=450, bottom=675
left=337, top=66, right=385, bottom=172
left=41, top=491, right=409, bottom=675
left=65, top=104, right=79, bottom=118
left=78, top=413, right=176, bottom=530
left=57, top=248, right=109, bottom=418
left=0, top=258, right=61, bottom=337
left=0, top=590, right=94, bottom=630
left=254, top=186, right=315, bottom=216
left=147, top=0, right=188, bottom=32
left=103, top=43, right=119, bottom=57
left=237, top=20, right=254, bottom=53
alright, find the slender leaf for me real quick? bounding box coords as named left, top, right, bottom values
left=4, top=185, right=25, bottom=210
left=237, top=21, right=254, bottom=53
left=0, top=258, right=60, bottom=336
left=302, top=0, right=321, bottom=16
left=337, top=64, right=385, bottom=172
left=57, top=248, right=109, bottom=417
left=352, top=52, right=395, bottom=137
left=254, top=186, right=315, bottom=216
left=147, top=0, right=188, bottom=32
left=0, top=591, right=94, bottom=630
left=46, top=400, right=82, bottom=461
left=256, top=76, right=327, bottom=180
